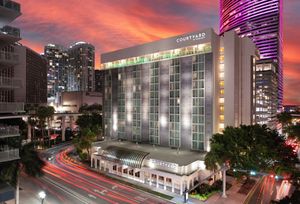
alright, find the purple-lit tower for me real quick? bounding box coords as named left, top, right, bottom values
left=220, top=0, right=283, bottom=127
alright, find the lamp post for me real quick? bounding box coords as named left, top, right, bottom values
left=38, top=191, right=46, bottom=204
left=183, top=188, right=189, bottom=203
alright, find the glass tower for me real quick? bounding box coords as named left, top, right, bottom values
left=220, top=0, right=283, bottom=126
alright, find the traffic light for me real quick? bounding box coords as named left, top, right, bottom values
left=250, top=171, right=256, bottom=176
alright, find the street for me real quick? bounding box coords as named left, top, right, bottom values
left=245, top=176, right=292, bottom=204
left=14, top=144, right=173, bottom=204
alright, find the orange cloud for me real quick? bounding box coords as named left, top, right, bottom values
left=11, top=0, right=300, bottom=104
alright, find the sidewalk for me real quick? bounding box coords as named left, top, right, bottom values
left=203, top=178, right=257, bottom=204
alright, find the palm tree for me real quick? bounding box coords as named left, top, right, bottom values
left=0, top=142, right=45, bottom=204
left=204, top=151, right=219, bottom=182
left=36, top=106, right=55, bottom=147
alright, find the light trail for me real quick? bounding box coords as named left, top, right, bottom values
left=40, top=145, right=172, bottom=204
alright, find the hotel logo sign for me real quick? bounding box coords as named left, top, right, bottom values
left=176, top=32, right=206, bottom=43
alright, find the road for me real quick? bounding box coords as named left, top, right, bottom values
left=15, top=143, right=173, bottom=204
left=245, top=176, right=292, bottom=204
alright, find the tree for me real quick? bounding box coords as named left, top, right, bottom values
left=287, top=125, right=300, bottom=140
left=0, top=142, right=45, bottom=204
left=277, top=112, right=292, bottom=134
left=75, top=104, right=102, bottom=161
left=204, top=151, right=219, bottom=181
left=205, top=125, right=298, bottom=176
left=36, top=106, right=55, bottom=146
left=73, top=128, right=96, bottom=161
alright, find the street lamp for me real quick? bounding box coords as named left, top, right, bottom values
left=38, top=191, right=46, bottom=204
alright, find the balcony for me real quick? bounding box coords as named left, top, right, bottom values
left=0, top=126, right=19, bottom=138
left=0, top=31, right=20, bottom=49
left=0, top=51, right=18, bottom=65
left=1, top=26, right=20, bottom=38
left=0, top=77, right=22, bottom=89
left=0, top=0, right=21, bottom=27
left=0, top=102, right=24, bottom=113
left=0, top=147, right=19, bottom=162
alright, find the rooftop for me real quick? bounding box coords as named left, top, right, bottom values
left=93, top=140, right=207, bottom=166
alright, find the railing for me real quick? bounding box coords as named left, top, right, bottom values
left=0, top=102, right=24, bottom=113
left=0, top=126, right=19, bottom=138
left=0, top=77, right=22, bottom=88
left=0, top=148, right=19, bottom=162
left=0, top=51, right=19, bottom=64
left=0, top=0, right=20, bottom=12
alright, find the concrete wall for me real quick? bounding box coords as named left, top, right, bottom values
left=61, top=91, right=102, bottom=113
left=223, top=31, right=256, bottom=127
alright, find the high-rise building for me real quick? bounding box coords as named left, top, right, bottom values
left=220, top=0, right=283, bottom=127
left=94, top=69, right=105, bottom=93
left=0, top=0, right=22, bottom=202
left=44, top=44, right=68, bottom=104
left=92, top=28, right=258, bottom=194
left=101, top=28, right=257, bottom=151
left=14, top=45, right=47, bottom=107
left=68, top=42, right=95, bottom=92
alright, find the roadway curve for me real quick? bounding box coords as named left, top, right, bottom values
left=19, top=144, right=173, bottom=204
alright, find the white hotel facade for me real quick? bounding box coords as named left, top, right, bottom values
left=91, top=28, right=258, bottom=195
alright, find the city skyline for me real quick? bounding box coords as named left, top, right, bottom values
left=11, top=0, right=300, bottom=105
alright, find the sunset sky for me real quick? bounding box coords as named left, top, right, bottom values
left=12, top=0, right=300, bottom=105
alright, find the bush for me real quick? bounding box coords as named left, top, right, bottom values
left=79, top=152, right=88, bottom=161
left=198, top=183, right=211, bottom=194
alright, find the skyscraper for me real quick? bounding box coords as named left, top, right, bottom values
left=220, top=0, right=283, bottom=127
left=94, top=69, right=105, bottom=93
left=68, top=42, right=95, bottom=92
left=44, top=44, right=68, bottom=104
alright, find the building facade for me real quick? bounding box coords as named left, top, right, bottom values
left=0, top=0, right=22, bottom=202
left=91, top=141, right=208, bottom=195
left=44, top=44, right=69, bottom=104
left=94, top=69, right=105, bottom=93
left=68, top=42, right=95, bottom=92
left=59, top=91, right=102, bottom=113
left=14, top=46, right=47, bottom=107
left=220, top=0, right=283, bottom=127
left=101, top=28, right=258, bottom=152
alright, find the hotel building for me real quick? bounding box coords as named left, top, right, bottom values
left=220, top=0, right=283, bottom=127
left=92, top=28, right=258, bottom=194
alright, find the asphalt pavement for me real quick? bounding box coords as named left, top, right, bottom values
left=10, top=143, right=173, bottom=204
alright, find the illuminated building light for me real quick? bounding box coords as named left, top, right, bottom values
left=219, top=72, right=224, bottom=79
left=219, top=64, right=224, bottom=71
left=219, top=81, right=224, bottom=87
left=102, top=43, right=212, bottom=69
left=219, top=123, right=224, bottom=129
left=160, top=115, right=167, bottom=127
left=219, top=98, right=224, bottom=104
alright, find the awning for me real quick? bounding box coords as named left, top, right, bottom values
left=101, top=145, right=149, bottom=168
